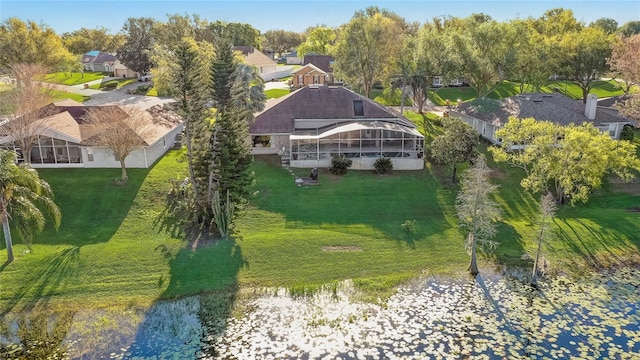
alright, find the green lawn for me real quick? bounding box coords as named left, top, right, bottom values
left=427, top=80, right=633, bottom=105
left=89, top=78, right=137, bottom=90
left=43, top=71, right=106, bottom=85
left=51, top=89, right=91, bottom=103
left=265, top=88, right=290, bottom=99
left=1, top=133, right=639, bottom=312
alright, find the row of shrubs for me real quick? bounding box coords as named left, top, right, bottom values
left=329, top=156, right=393, bottom=175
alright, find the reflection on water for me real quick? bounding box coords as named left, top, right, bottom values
left=1, top=268, right=639, bottom=359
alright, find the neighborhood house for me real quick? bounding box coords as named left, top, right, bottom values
left=0, top=99, right=183, bottom=168
left=249, top=85, right=424, bottom=170
left=453, top=92, right=632, bottom=143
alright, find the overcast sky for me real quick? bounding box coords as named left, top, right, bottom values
left=1, top=0, right=639, bottom=34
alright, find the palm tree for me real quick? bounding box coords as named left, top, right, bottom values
left=0, top=150, right=61, bottom=263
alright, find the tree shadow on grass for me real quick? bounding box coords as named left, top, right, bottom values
left=551, top=216, right=640, bottom=269
left=34, top=168, right=150, bottom=247
left=124, top=237, right=246, bottom=358
left=251, top=157, right=453, bottom=245
left=0, top=246, right=80, bottom=316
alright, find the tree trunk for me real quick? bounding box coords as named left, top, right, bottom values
left=399, top=84, right=406, bottom=114
left=452, top=163, right=458, bottom=184
left=531, top=226, right=545, bottom=287
left=119, top=159, right=128, bottom=181
left=468, top=232, right=478, bottom=276
left=2, top=212, right=14, bottom=263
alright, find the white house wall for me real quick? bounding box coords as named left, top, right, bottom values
left=291, top=158, right=423, bottom=170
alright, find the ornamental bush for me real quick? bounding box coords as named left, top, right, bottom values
left=374, top=157, right=393, bottom=174
left=621, top=125, right=635, bottom=141
left=329, top=156, right=352, bottom=175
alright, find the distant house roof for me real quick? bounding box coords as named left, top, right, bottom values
left=232, top=46, right=277, bottom=68
left=1, top=100, right=183, bottom=147
left=303, top=55, right=334, bottom=73
left=81, top=51, right=117, bottom=65
left=292, top=63, right=327, bottom=76
left=92, top=52, right=117, bottom=64
left=285, top=51, right=299, bottom=57
left=456, top=92, right=629, bottom=128
left=597, top=95, right=629, bottom=108
left=250, top=86, right=414, bottom=134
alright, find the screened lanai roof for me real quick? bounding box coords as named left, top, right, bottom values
left=290, top=121, right=423, bottom=140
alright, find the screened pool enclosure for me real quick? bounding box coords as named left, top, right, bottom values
left=289, top=121, right=424, bottom=170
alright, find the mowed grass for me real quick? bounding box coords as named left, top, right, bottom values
left=428, top=80, right=633, bottom=105
left=265, top=88, right=290, bottom=99
left=2, top=136, right=640, bottom=311
left=43, top=71, right=105, bottom=85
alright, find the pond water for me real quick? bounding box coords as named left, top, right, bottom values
left=1, top=268, right=639, bottom=359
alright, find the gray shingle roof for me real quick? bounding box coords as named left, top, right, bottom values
left=456, top=92, right=627, bottom=127
left=303, top=55, right=334, bottom=73
left=250, top=86, right=409, bottom=134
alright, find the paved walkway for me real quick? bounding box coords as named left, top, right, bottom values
left=52, top=79, right=175, bottom=110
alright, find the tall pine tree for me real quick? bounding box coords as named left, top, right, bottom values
left=171, top=38, right=213, bottom=224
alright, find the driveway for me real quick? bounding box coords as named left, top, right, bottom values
left=54, top=80, right=175, bottom=110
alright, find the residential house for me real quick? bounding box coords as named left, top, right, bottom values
left=0, top=99, right=183, bottom=168
left=81, top=51, right=118, bottom=73
left=291, top=64, right=332, bottom=88
left=292, top=55, right=339, bottom=88
left=249, top=85, right=424, bottom=170
left=453, top=92, right=632, bottom=144
left=113, top=59, right=139, bottom=78
left=284, top=51, right=302, bottom=65
left=232, top=46, right=279, bottom=80
left=432, top=76, right=468, bottom=88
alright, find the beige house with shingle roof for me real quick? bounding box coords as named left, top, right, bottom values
left=249, top=86, right=424, bottom=170
left=453, top=93, right=633, bottom=143
left=233, top=46, right=278, bottom=79
left=0, top=99, right=183, bottom=168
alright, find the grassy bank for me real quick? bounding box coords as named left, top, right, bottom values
left=43, top=71, right=106, bottom=85
left=1, top=139, right=639, bottom=312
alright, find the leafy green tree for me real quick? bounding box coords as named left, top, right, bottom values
left=589, top=18, right=618, bottom=34
left=170, top=38, right=214, bottom=225
left=263, top=30, right=304, bottom=56
left=208, top=39, right=265, bottom=235
left=333, top=8, right=405, bottom=97
left=117, top=17, right=156, bottom=73
left=208, top=21, right=261, bottom=48
left=509, top=19, right=559, bottom=92
left=61, top=27, right=124, bottom=54
left=532, top=8, right=582, bottom=38
left=0, top=17, right=76, bottom=71
left=619, top=20, right=640, bottom=37
left=531, top=192, right=556, bottom=287
left=1, top=150, right=61, bottom=264
left=412, top=20, right=457, bottom=112
left=490, top=117, right=640, bottom=204
left=455, top=156, right=501, bottom=276
left=445, top=14, right=513, bottom=98
left=297, top=26, right=336, bottom=57
left=430, top=117, right=478, bottom=183
left=389, top=35, right=416, bottom=114
left=559, top=26, right=614, bottom=103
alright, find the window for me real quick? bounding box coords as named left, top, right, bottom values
left=353, top=100, right=364, bottom=116
left=161, top=137, right=166, bottom=148
left=87, top=148, right=94, bottom=162
left=313, top=75, right=319, bottom=84
left=298, top=75, right=303, bottom=86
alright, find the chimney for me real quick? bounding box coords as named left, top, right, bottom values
left=585, top=94, right=597, bottom=120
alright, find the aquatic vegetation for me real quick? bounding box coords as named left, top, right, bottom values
left=1, top=268, right=639, bottom=359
